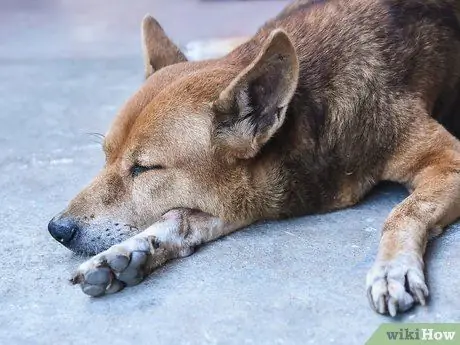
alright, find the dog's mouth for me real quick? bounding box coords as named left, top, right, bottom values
left=48, top=214, right=140, bottom=255
left=63, top=229, right=125, bottom=256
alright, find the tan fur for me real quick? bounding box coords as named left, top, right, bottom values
left=141, top=15, right=187, bottom=78
left=49, top=0, right=460, bottom=316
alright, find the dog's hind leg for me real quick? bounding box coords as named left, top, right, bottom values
left=70, top=209, right=248, bottom=296
left=366, top=110, right=460, bottom=316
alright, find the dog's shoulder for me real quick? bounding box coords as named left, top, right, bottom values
left=248, top=0, right=460, bottom=216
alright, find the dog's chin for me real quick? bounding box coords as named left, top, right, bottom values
left=63, top=228, right=134, bottom=256
left=66, top=239, right=112, bottom=256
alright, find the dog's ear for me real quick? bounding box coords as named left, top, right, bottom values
left=213, top=29, right=299, bottom=160
left=141, top=15, right=187, bottom=78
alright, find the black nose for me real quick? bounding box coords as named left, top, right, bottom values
left=48, top=216, right=78, bottom=245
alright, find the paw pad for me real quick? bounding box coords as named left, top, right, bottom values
left=71, top=242, right=150, bottom=297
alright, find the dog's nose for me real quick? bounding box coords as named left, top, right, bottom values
left=48, top=216, right=78, bottom=245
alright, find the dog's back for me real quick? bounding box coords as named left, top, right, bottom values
left=223, top=0, right=460, bottom=215
left=266, top=0, right=460, bottom=135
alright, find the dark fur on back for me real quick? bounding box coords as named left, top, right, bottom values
left=228, top=0, right=460, bottom=216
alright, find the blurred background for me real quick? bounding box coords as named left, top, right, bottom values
left=0, top=0, right=288, bottom=59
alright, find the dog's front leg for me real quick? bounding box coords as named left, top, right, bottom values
left=71, top=209, right=247, bottom=296
left=366, top=116, right=460, bottom=316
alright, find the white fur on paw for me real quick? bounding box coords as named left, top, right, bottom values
left=366, top=255, right=429, bottom=317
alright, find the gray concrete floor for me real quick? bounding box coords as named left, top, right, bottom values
left=0, top=1, right=459, bottom=344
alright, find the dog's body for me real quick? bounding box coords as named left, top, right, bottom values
left=49, top=0, right=460, bottom=316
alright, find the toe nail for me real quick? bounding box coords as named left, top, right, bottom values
left=388, top=298, right=397, bottom=317
left=378, top=296, right=386, bottom=314
left=415, top=289, right=426, bottom=305
left=367, top=289, right=377, bottom=312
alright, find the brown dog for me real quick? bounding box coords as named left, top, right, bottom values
left=48, top=0, right=460, bottom=317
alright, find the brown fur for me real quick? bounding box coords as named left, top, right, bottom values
left=49, top=0, right=460, bottom=316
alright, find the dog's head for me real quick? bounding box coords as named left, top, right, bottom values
left=48, top=16, right=299, bottom=254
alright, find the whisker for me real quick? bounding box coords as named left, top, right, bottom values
left=86, top=132, right=105, bottom=139
left=85, top=132, right=105, bottom=147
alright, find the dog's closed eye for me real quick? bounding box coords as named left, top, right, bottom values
left=131, top=164, right=164, bottom=178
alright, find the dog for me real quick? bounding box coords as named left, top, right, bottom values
left=48, top=0, right=460, bottom=317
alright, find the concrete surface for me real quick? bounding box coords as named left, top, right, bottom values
left=0, top=1, right=459, bottom=345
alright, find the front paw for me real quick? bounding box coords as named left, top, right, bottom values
left=70, top=237, right=153, bottom=297
left=366, top=254, right=429, bottom=316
